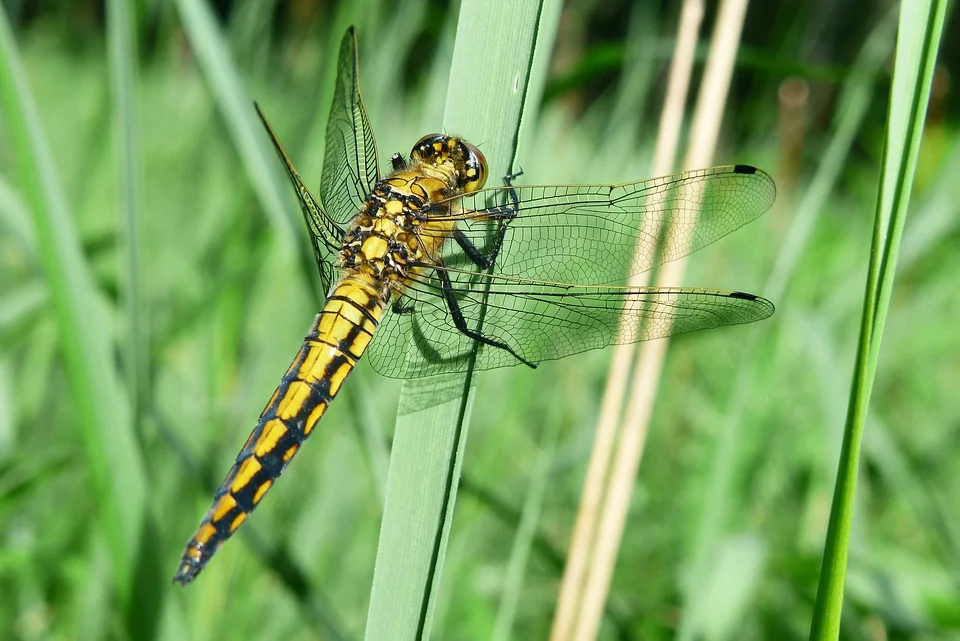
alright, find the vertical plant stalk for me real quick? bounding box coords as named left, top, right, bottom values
left=173, top=0, right=301, bottom=252
left=492, top=406, right=562, bottom=641
left=363, top=1, right=553, bottom=638
left=809, top=1, right=947, bottom=639
left=0, top=5, right=146, bottom=598
left=553, top=0, right=751, bottom=638
left=677, top=11, right=896, bottom=639
left=107, top=0, right=145, bottom=438
left=550, top=0, right=703, bottom=638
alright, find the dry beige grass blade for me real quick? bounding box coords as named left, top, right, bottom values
left=549, top=1, right=704, bottom=639
left=550, top=0, right=753, bottom=638
left=584, top=1, right=752, bottom=637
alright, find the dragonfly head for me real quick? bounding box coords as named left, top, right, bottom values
left=410, top=134, right=487, bottom=194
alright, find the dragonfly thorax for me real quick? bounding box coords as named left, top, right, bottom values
left=339, top=177, right=456, bottom=290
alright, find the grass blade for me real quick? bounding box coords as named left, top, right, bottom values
left=104, top=5, right=172, bottom=636
left=567, top=0, right=753, bottom=638
left=172, top=0, right=303, bottom=257
left=809, top=1, right=948, bottom=638
left=678, top=10, right=897, bottom=638
left=363, top=2, right=551, bottom=638
left=0, top=3, right=147, bottom=602
left=551, top=2, right=703, bottom=637
left=492, top=395, right=563, bottom=641
left=107, top=0, right=144, bottom=427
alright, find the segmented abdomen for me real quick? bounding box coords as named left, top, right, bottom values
left=173, top=274, right=386, bottom=584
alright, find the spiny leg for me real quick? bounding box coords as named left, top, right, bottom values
left=454, top=169, right=523, bottom=270
left=436, top=264, right=535, bottom=369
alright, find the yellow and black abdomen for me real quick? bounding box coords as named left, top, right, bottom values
left=173, top=273, right=386, bottom=584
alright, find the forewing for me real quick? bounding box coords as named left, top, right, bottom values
left=364, top=165, right=775, bottom=378
left=363, top=267, right=775, bottom=379
left=433, top=165, right=775, bottom=286
left=255, top=104, right=341, bottom=294
left=319, top=26, right=380, bottom=224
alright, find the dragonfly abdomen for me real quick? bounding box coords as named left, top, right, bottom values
left=173, top=273, right=386, bottom=584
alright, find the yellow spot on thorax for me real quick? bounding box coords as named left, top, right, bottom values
left=373, top=217, right=398, bottom=236
left=361, top=235, right=388, bottom=259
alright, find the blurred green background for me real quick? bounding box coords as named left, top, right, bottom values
left=2, top=0, right=960, bottom=639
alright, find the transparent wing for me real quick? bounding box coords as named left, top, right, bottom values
left=255, top=103, right=341, bottom=294
left=363, top=164, right=776, bottom=378
left=319, top=26, right=380, bottom=224
left=365, top=268, right=774, bottom=378
left=419, top=165, right=776, bottom=286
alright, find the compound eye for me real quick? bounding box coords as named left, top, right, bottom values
left=409, top=134, right=487, bottom=193
left=410, top=134, right=447, bottom=163
left=458, top=140, right=487, bottom=193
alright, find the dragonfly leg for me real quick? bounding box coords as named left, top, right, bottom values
left=454, top=169, right=525, bottom=270
left=390, top=152, right=406, bottom=170
left=437, top=266, right=536, bottom=369
left=453, top=227, right=500, bottom=270
left=485, top=169, right=522, bottom=218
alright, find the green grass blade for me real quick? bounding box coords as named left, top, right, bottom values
left=104, top=5, right=178, bottom=637
left=0, top=4, right=147, bottom=601
left=172, top=0, right=301, bottom=253
left=678, top=11, right=896, bottom=637
left=363, top=2, right=552, bottom=638
left=491, top=404, right=562, bottom=641
left=809, top=1, right=948, bottom=638
left=106, top=0, right=145, bottom=458
left=0, top=174, right=35, bottom=252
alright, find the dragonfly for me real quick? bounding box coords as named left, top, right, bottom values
left=173, top=27, right=776, bottom=585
